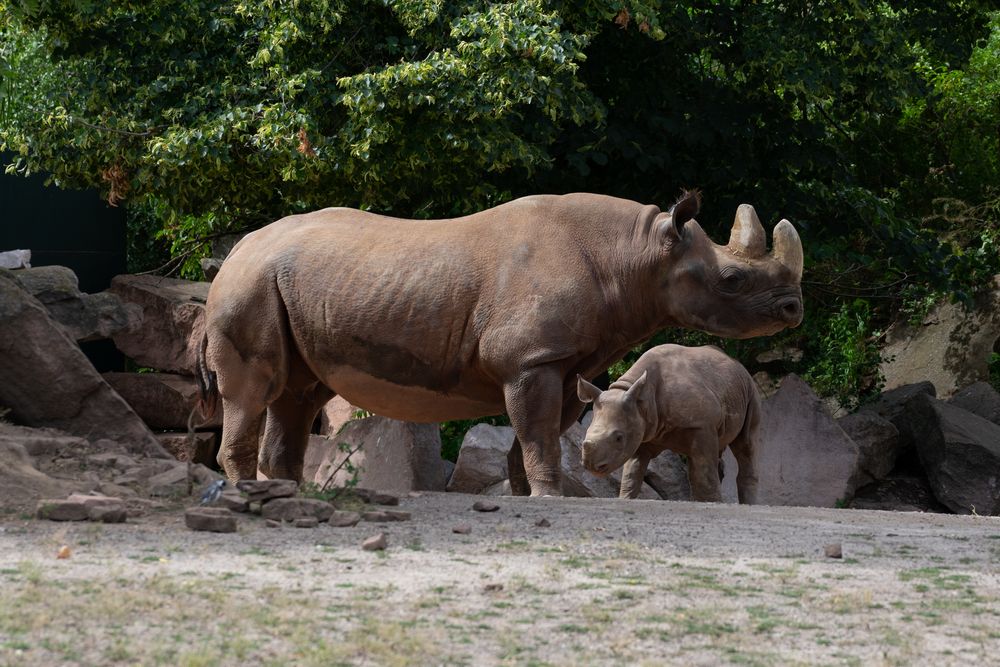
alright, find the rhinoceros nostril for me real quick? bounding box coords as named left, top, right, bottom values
left=779, top=298, right=802, bottom=323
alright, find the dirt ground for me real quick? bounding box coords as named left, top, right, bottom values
left=2, top=492, right=1000, bottom=666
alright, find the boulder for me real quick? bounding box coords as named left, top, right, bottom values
left=752, top=374, right=862, bottom=507
left=0, top=271, right=167, bottom=457
left=837, top=411, right=900, bottom=485
left=0, top=249, right=30, bottom=269
left=1, top=440, right=78, bottom=511
left=146, top=463, right=190, bottom=497
left=108, top=274, right=210, bottom=374
left=905, top=392, right=1000, bottom=515
left=12, top=266, right=138, bottom=342
left=36, top=498, right=90, bottom=521
left=311, top=417, right=446, bottom=493
left=155, top=431, right=217, bottom=466
left=849, top=474, right=947, bottom=513
left=644, top=450, right=692, bottom=501
left=328, top=510, right=362, bottom=527
left=319, top=396, right=358, bottom=436
left=65, top=493, right=127, bottom=523
left=103, top=372, right=223, bottom=429
left=185, top=507, right=237, bottom=533
left=880, top=276, right=1000, bottom=399
left=261, top=497, right=336, bottom=523
left=236, top=479, right=298, bottom=503
left=858, top=381, right=936, bottom=455
left=447, top=424, right=513, bottom=493
left=949, top=382, right=1000, bottom=427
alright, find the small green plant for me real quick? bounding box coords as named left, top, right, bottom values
left=804, top=299, right=884, bottom=410
left=300, top=441, right=363, bottom=502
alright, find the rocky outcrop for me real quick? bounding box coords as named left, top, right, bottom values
left=880, top=276, right=1000, bottom=398
left=108, top=274, right=210, bottom=374
left=103, top=372, right=222, bottom=429
left=905, top=392, right=1000, bottom=515
left=949, top=382, right=1000, bottom=427
left=643, top=450, right=693, bottom=501
left=0, top=439, right=78, bottom=510
left=837, top=411, right=900, bottom=486
left=311, top=417, right=446, bottom=493
left=447, top=424, right=513, bottom=494
left=753, top=374, right=862, bottom=507
left=0, top=270, right=167, bottom=457
left=12, top=265, right=138, bottom=342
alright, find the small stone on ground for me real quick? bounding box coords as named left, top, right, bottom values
left=362, top=533, right=387, bottom=551
left=472, top=501, right=499, bottom=512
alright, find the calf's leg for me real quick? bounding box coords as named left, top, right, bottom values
left=685, top=429, right=723, bottom=502
left=619, top=455, right=650, bottom=499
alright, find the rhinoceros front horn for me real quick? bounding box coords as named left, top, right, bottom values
left=772, top=219, right=803, bottom=281
left=728, top=204, right=766, bottom=258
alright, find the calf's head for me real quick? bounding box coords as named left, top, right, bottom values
left=654, top=192, right=804, bottom=338
left=577, top=373, right=651, bottom=476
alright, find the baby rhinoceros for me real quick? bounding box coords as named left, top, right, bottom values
left=577, top=344, right=760, bottom=503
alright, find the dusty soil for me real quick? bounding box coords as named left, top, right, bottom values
left=2, top=493, right=1000, bottom=666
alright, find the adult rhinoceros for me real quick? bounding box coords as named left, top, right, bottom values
left=197, top=191, right=803, bottom=496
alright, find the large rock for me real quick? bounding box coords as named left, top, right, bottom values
left=905, top=392, right=1000, bottom=515
left=949, top=382, right=1000, bottom=427
left=185, top=507, right=237, bottom=533
left=108, top=274, right=210, bottom=374
left=643, top=450, right=692, bottom=501
left=0, top=271, right=167, bottom=457
left=311, top=417, right=446, bottom=493
left=319, top=396, right=357, bottom=436
left=0, top=249, right=30, bottom=269
left=849, top=474, right=947, bottom=513
left=12, top=265, right=138, bottom=342
left=837, top=411, right=900, bottom=485
left=103, top=372, right=222, bottom=429
left=447, top=424, right=513, bottom=493
left=858, top=381, right=936, bottom=455
left=880, top=277, right=1000, bottom=399
left=261, top=497, right=336, bottom=523
left=0, top=440, right=78, bottom=511
left=752, top=374, right=862, bottom=507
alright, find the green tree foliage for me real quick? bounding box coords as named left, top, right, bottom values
left=3, top=1, right=1000, bottom=403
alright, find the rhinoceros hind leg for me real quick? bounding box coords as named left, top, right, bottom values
left=686, top=429, right=724, bottom=503
left=218, top=399, right=266, bottom=481
left=258, top=384, right=335, bottom=482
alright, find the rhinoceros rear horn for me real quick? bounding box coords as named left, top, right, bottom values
left=728, top=204, right=767, bottom=258
left=772, top=219, right=803, bottom=281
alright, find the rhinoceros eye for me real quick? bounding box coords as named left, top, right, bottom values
left=718, top=267, right=748, bottom=293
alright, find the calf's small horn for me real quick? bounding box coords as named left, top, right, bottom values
left=728, top=204, right=766, bottom=258
left=772, top=219, right=803, bottom=281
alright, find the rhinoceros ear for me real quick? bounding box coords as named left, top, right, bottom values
left=660, top=189, right=701, bottom=242
left=577, top=375, right=603, bottom=403
left=623, top=371, right=650, bottom=403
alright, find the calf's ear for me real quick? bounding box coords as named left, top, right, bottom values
left=623, top=370, right=651, bottom=403
left=577, top=375, right=603, bottom=403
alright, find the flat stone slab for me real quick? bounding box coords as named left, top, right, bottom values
left=185, top=507, right=237, bottom=533
left=236, top=479, right=298, bottom=503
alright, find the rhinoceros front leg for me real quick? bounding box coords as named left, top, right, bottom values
left=504, top=369, right=565, bottom=496
left=619, top=455, right=651, bottom=499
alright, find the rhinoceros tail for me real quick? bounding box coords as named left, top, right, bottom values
left=196, top=333, right=219, bottom=420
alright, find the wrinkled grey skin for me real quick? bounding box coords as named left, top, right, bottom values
left=578, top=344, right=760, bottom=503
left=198, top=192, right=801, bottom=496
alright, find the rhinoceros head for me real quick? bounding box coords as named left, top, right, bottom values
left=655, top=192, right=804, bottom=338
left=576, top=372, right=651, bottom=476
